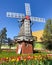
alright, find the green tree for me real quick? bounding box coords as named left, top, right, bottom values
left=8, top=38, right=13, bottom=49
left=43, top=19, right=52, bottom=50
left=0, top=27, right=7, bottom=51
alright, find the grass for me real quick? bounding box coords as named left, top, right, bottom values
left=0, top=50, right=48, bottom=58
left=0, top=51, right=18, bottom=58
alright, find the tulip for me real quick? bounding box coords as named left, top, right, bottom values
left=16, top=56, right=21, bottom=61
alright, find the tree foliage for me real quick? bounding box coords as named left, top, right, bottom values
left=0, top=27, right=7, bottom=51
left=8, top=38, right=13, bottom=49
left=0, top=27, right=7, bottom=40
left=43, top=19, right=52, bottom=50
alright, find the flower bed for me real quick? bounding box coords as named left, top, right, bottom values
left=0, top=54, right=52, bottom=65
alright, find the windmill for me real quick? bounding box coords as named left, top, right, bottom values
left=6, top=3, right=45, bottom=54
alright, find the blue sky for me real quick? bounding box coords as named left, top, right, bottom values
left=0, top=0, right=52, bottom=39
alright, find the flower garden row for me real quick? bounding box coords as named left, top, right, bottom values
left=0, top=54, right=52, bottom=65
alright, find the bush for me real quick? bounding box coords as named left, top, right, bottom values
left=34, top=42, right=44, bottom=49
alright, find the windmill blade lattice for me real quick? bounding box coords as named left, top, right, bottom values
left=30, top=16, right=45, bottom=22
left=6, top=12, right=25, bottom=19
left=25, top=3, right=31, bottom=16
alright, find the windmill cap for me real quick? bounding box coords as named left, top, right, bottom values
left=25, top=16, right=30, bottom=20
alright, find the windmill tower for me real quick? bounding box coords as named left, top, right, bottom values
left=6, top=3, right=45, bottom=54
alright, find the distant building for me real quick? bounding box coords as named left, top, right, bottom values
left=32, top=30, right=43, bottom=42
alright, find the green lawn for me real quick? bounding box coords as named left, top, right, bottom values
left=0, top=50, right=48, bottom=58
left=0, top=51, right=18, bottom=58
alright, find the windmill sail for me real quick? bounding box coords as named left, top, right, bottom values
left=30, top=16, right=45, bottom=22
left=25, top=3, right=31, bottom=16
left=6, top=12, right=25, bottom=18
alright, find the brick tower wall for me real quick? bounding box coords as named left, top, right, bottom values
left=16, top=42, right=33, bottom=54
